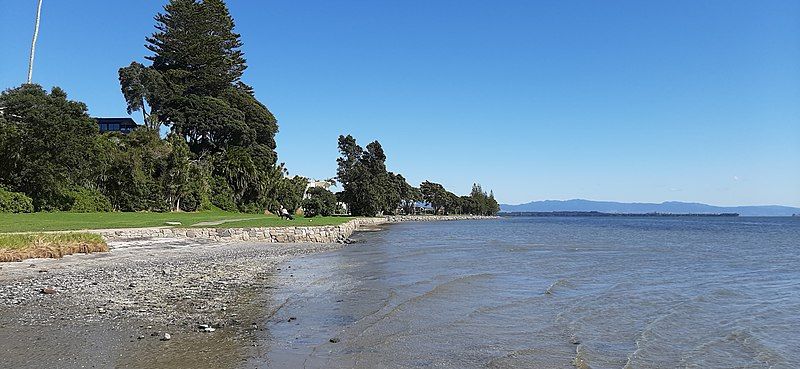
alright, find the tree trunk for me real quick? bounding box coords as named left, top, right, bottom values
left=27, top=0, right=43, bottom=84
left=140, top=97, right=148, bottom=128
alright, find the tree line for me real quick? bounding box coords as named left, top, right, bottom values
left=0, top=0, right=499, bottom=217
left=327, top=134, right=500, bottom=217
left=0, top=0, right=303, bottom=213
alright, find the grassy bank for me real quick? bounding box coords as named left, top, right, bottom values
left=207, top=216, right=354, bottom=228
left=0, top=211, right=353, bottom=233
left=0, top=233, right=109, bottom=262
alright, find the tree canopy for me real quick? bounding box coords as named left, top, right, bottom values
left=0, top=85, right=102, bottom=210
left=0, top=0, right=307, bottom=214
left=336, top=135, right=500, bottom=217
left=336, top=135, right=390, bottom=216
left=120, top=0, right=278, bottom=161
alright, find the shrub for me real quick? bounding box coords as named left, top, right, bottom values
left=306, top=187, right=337, bottom=216
left=0, top=187, right=34, bottom=213
left=62, top=187, right=112, bottom=213
left=302, top=198, right=324, bottom=218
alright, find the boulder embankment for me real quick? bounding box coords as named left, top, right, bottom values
left=97, top=215, right=497, bottom=245
left=385, top=215, right=499, bottom=223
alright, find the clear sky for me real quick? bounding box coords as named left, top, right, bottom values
left=1, top=0, right=799, bottom=207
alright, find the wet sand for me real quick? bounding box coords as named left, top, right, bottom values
left=0, top=238, right=348, bottom=369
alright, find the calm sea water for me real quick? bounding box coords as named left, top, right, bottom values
left=253, top=217, right=800, bottom=368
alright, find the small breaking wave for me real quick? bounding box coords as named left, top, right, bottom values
left=571, top=343, right=592, bottom=369
left=544, top=278, right=570, bottom=295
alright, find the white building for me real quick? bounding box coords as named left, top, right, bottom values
left=304, top=178, right=335, bottom=198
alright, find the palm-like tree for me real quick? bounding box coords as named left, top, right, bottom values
left=27, top=0, right=44, bottom=84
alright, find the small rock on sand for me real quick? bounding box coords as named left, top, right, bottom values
left=160, top=333, right=171, bottom=341
left=41, top=286, right=57, bottom=294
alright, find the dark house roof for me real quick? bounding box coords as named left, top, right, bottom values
left=95, top=117, right=138, bottom=134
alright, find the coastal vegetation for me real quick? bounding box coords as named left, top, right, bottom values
left=0, top=233, right=108, bottom=262
left=0, top=0, right=499, bottom=229
left=335, top=135, right=500, bottom=217
left=0, top=0, right=303, bottom=215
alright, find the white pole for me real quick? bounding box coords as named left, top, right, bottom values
left=27, top=0, right=43, bottom=84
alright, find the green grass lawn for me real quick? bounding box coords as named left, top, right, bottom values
left=0, top=211, right=354, bottom=233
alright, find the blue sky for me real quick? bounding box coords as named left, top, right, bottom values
left=1, top=0, right=799, bottom=207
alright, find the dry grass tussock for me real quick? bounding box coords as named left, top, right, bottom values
left=0, top=233, right=108, bottom=262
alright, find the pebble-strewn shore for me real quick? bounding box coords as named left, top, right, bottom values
left=0, top=215, right=498, bottom=368
left=0, top=241, right=348, bottom=368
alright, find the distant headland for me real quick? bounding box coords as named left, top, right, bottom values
left=501, top=211, right=739, bottom=217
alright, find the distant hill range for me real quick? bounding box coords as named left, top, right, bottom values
left=500, top=199, right=800, bottom=217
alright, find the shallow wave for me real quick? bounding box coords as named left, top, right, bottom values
left=678, top=329, right=788, bottom=368
left=351, top=273, right=495, bottom=338
left=544, top=278, right=571, bottom=295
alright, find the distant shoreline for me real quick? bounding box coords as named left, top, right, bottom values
left=500, top=211, right=740, bottom=217
left=500, top=200, right=800, bottom=217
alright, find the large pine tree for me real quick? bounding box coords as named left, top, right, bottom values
left=119, top=0, right=286, bottom=212
left=145, top=0, right=246, bottom=95
left=120, top=0, right=277, bottom=160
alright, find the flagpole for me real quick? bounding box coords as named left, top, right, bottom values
left=27, top=0, right=44, bottom=84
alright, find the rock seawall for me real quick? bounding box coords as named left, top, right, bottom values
left=385, top=215, right=499, bottom=222
left=97, top=215, right=497, bottom=245
left=98, top=217, right=387, bottom=244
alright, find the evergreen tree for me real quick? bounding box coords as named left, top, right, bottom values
left=118, top=61, right=167, bottom=131
left=0, top=85, right=103, bottom=210
left=336, top=135, right=393, bottom=216
left=420, top=181, right=449, bottom=214
left=394, top=174, right=420, bottom=215
left=145, top=0, right=246, bottom=95
left=487, top=190, right=500, bottom=215
left=118, top=0, right=281, bottom=212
